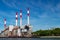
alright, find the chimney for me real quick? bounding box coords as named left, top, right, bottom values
left=20, top=10, right=22, bottom=27
left=4, top=18, right=6, bottom=29
left=16, top=12, right=18, bottom=26
left=27, top=8, right=30, bottom=25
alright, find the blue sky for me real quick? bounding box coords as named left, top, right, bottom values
left=0, top=0, right=60, bottom=32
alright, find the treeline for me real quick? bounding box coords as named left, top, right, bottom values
left=32, top=28, right=60, bottom=37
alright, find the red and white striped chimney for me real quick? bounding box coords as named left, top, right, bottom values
left=4, top=18, right=6, bottom=29
left=27, top=8, right=30, bottom=25
left=20, top=10, right=22, bottom=27
left=16, top=12, right=18, bottom=26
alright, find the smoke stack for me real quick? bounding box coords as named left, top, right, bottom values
left=4, top=18, right=6, bottom=29
left=16, top=12, right=18, bottom=26
left=20, top=10, right=22, bottom=27
left=27, top=8, right=30, bottom=25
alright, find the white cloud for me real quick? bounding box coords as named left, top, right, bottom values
left=39, top=13, right=48, bottom=18
left=2, top=0, right=18, bottom=9
left=0, top=11, right=16, bottom=18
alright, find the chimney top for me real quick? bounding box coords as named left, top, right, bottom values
left=20, top=10, right=22, bottom=13
left=16, top=12, right=18, bottom=15
left=4, top=18, right=6, bottom=21
left=27, top=8, right=29, bottom=10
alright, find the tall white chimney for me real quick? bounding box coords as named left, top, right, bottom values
left=20, top=10, right=22, bottom=27
left=27, top=8, right=30, bottom=25
left=4, top=18, right=6, bottom=29
left=16, top=12, right=18, bottom=26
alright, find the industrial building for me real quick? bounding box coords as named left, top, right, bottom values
left=0, top=8, right=32, bottom=37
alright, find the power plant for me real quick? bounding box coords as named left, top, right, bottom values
left=0, top=8, right=32, bottom=37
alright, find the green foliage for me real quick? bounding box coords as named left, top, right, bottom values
left=32, top=28, right=60, bottom=36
